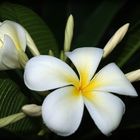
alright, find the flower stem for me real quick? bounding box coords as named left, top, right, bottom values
left=0, top=112, right=26, bottom=128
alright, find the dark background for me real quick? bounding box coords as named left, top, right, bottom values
left=0, top=0, right=140, bottom=140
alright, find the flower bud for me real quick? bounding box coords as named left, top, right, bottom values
left=64, top=14, right=74, bottom=52
left=103, top=23, right=129, bottom=58
left=125, top=69, right=140, bottom=82
left=22, top=104, right=41, bottom=117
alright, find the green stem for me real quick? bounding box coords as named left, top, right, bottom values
left=0, top=112, right=26, bottom=128
left=37, top=129, right=46, bottom=136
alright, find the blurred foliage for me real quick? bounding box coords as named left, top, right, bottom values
left=73, top=0, right=125, bottom=47
left=0, top=0, right=139, bottom=140
left=0, top=72, right=40, bottom=134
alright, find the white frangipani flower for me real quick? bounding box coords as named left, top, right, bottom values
left=24, top=47, right=137, bottom=136
left=0, top=20, right=40, bottom=70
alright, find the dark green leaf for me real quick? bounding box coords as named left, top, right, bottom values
left=74, top=0, right=124, bottom=47
left=0, top=73, right=39, bottom=134
left=116, top=21, right=140, bottom=67
left=0, top=3, right=58, bottom=55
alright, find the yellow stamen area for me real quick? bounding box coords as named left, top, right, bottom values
left=83, top=80, right=98, bottom=93
left=72, top=83, right=95, bottom=101
left=72, top=74, right=97, bottom=100
left=79, top=70, right=89, bottom=87
left=68, top=67, right=101, bottom=100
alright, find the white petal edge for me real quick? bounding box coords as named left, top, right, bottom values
left=42, top=86, right=84, bottom=136
left=90, top=63, right=137, bottom=96
left=84, top=91, right=125, bottom=135
left=66, top=47, right=103, bottom=84
left=0, top=20, right=26, bottom=51
left=24, top=55, right=79, bottom=91
left=0, top=35, right=20, bottom=70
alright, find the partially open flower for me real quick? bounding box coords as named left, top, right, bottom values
left=24, top=47, right=137, bottom=136
left=0, top=20, right=40, bottom=70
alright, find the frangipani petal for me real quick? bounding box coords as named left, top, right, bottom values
left=0, top=20, right=26, bottom=51
left=0, top=35, right=20, bottom=70
left=25, top=31, right=40, bottom=56
left=24, top=55, right=79, bottom=91
left=42, top=86, right=84, bottom=136
left=66, top=47, right=103, bottom=85
left=84, top=91, right=125, bottom=135
left=88, top=63, right=137, bottom=96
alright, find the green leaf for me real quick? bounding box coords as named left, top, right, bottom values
left=116, top=21, right=140, bottom=67
left=75, top=0, right=124, bottom=47
left=0, top=74, right=39, bottom=134
left=0, top=3, right=58, bottom=55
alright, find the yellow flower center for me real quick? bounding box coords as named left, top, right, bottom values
left=69, top=68, right=97, bottom=99
left=73, top=77, right=95, bottom=98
